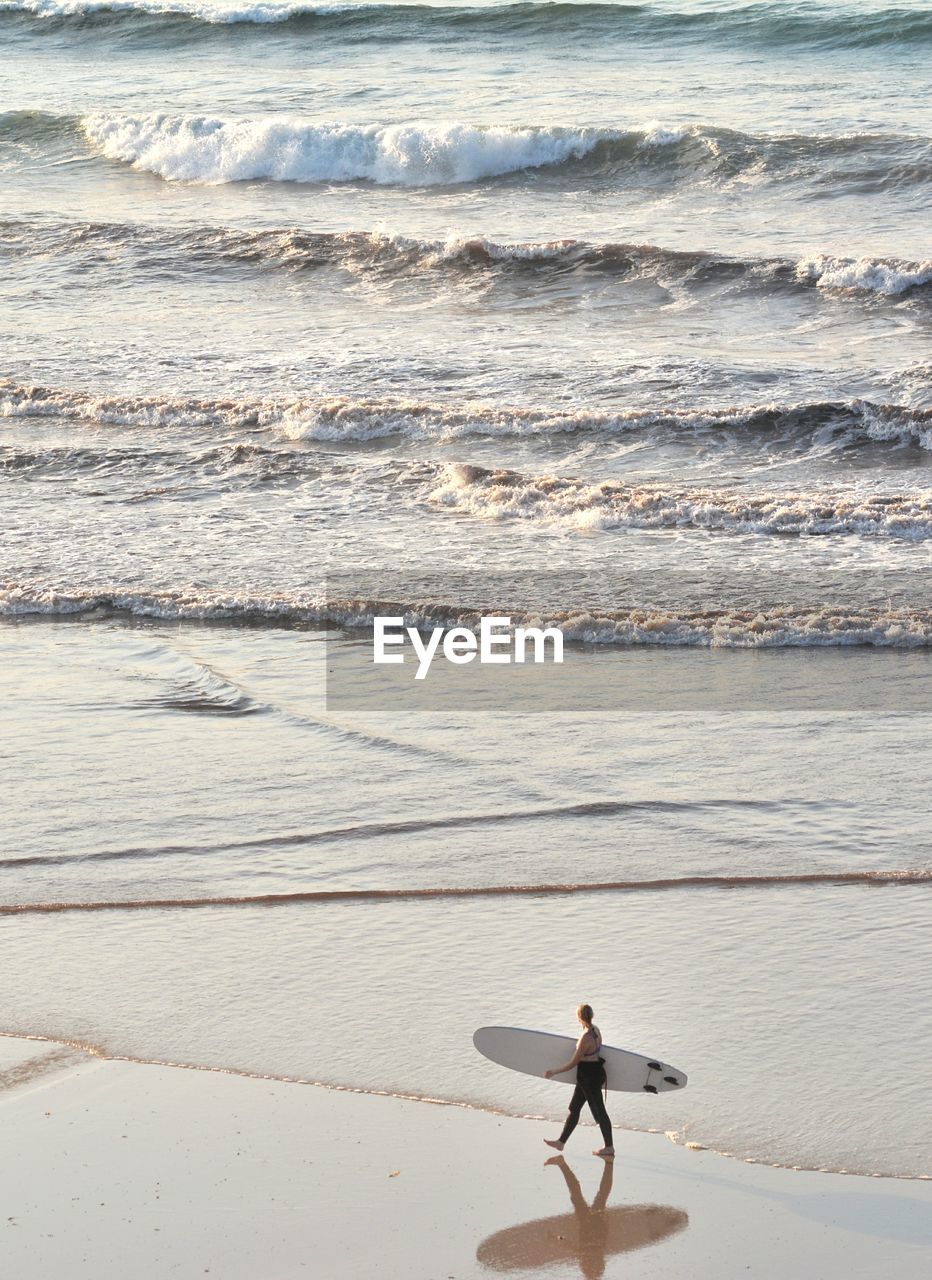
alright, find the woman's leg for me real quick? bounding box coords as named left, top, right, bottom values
left=557, top=1083, right=586, bottom=1144
left=579, top=1074, right=614, bottom=1149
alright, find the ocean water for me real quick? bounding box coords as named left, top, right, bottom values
left=1, top=1, right=930, bottom=1181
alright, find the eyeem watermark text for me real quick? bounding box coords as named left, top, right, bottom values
left=373, top=616, right=564, bottom=680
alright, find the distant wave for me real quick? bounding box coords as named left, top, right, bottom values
left=5, top=583, right=932, bottom=647
left=2, top=870, right=929, bottom=915
left=3, top=218, right=930, bottom=298
left=3, top=379, right=930, bottom=448
left=429, top=463, right=932, bottom=539
left=53, top=111, right=928, bottom=189
left=3, top=1, right=931, bottom=51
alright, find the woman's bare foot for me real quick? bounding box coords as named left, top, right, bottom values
left=593, top=1146, right=615, bottom=1159
left=543, top=1139, right=565, bottom=1151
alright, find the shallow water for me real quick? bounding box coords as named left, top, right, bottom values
left=2, top=619, right=931, bottom=1178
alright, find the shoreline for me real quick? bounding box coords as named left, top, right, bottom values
left=2, top=1035, right=930, bottom=1279
left=2, top=1030, right=928, bottom=1185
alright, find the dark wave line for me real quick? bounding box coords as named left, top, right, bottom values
left=0, top=797, right=793, bottom=869
left=2, top=870, right=928, bottom=915
left=1, top=218, right=929, bottom=298
left=124, top=634, right=486, bottom=769
left=3, top=2, right=931, bottom=51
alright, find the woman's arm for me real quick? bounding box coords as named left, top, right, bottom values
left=544, top=1032, right=593, bottom=1079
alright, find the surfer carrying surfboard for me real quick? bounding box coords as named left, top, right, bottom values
left=544, top=1004, right=615, bottom=1159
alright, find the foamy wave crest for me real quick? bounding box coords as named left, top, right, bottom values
left=3, top=380, right=931, bottom=449
left=428, top=464, right=932, bottom=540
left=80, top=112, right=612, bottom=185
left=6, top=110, right=927, bottom=191
left=797, top=254, right=932, bottom=297
left=5, top=583, right=932, bottom=649
left=0, top=380, right=271, bottom=430
left=0, top=0, right=334, bottom=20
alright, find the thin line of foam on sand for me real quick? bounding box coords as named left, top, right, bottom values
left=0, top=1031, right=926, bottom=1182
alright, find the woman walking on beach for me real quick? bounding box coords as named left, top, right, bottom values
left=544, top=1004, right=615, bottom=1159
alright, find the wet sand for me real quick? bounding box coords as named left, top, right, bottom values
left=1, top=1035, right=930, bottom=1279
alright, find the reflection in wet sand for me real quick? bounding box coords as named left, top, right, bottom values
left=477, top=1158, right=688, bottom=1278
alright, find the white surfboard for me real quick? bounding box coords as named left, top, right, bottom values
left=473, top=1026, right=687, bottom=1094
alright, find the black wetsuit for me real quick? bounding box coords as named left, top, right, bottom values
left=558, top=1028, right=613, bottom=1148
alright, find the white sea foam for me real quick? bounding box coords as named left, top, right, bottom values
left=379, top=231, right=580, bottom=264
left=0, top=0, right=346, bottom=21
left=796, top=253, right=932, bottom=296
left=428, top=463, right=932, bottom=539
left=638, top=121, right=688, bottom=148
left=4, top=582, right=932, bottom=649
left=79, top=112, right=613, bottom=186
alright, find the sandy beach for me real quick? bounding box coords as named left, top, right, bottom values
left=3, top=1033, right=930, bottom=1280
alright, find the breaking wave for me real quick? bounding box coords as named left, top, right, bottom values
left=4, top=583, right=932, bottom=648
left=50, top=111, right=930, bottom=190
left=79, top=113, right=628, bottom=186
left=2, top=379, right=930, bottom=448
left=797, top=253, right=932, bottom=295
left=4, top=110, right=928, bottom=192
left=428, top=463, right=932, bottom=539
